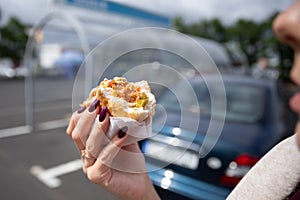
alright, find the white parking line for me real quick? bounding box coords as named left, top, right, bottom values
left=30, top=159, right=82, bottom=189
left=0, top=125, right=31, bottom=138
left=0, top=118, right=69, bottom=139
left=37, top=119, right=69, bottom=131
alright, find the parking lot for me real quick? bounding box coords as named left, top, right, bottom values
left=0, top=78, right=118, bottom=200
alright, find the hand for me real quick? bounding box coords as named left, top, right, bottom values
left=66, top=99, right=160, bottom=200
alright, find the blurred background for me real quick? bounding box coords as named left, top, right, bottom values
left=0, top=0, right=298, bottom=200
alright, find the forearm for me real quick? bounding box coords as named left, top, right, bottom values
left=112, top=173, right=160, bottom=200
left=142, top=176, right=161, bottom=200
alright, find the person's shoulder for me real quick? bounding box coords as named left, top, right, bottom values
left=273, top=134, right=299, bottom=152
left=226, top=134, right=300, bottom=200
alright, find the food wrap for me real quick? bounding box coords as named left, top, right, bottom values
left=106, top=116, right=152, bottom=145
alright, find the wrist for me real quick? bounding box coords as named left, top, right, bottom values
left=142, top=175, right=160, bottom=200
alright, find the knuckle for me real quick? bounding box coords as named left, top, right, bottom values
left=66, top=129, right=72, bottom=136
left=86, top=170, right=98, bottom=183
left=86, top=142, right=95, bottom=153
left=99, top=151, right=110, bottom=165
left=86, top=167, right=110, bottom=184
left=71, top=128, right=81, bottom=142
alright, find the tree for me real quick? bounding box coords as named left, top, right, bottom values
left=226, top=19, right=268, bottom=66
left=0, top=17, right=30, bottom=67
left=174, top=17, right=227, bottom=43
left=172, top=14, right=294, bottom=80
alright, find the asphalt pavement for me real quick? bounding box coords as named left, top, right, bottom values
left=0, top=77, right=118, bottom=200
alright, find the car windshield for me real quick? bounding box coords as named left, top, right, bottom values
left=158, top=79, right=266, bottom=123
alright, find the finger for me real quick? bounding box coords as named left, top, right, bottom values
left=66, top=106, right=86, bottom=136
left=66, top=114, right=76, bottom=136
left=86, top=126, right=128, bottom=186
left=83, top=109, right=109, bottom=172
left=85, top=108, right=110, bottom=159
left=81, top=150, right=96, bottom=173
left=66, top=111, right=80, bottom=136
left=71, top=128, right=86, bottom=151
left=98, top=126, right=128, bottom=165
left=71, top=99, right=100, bottom=151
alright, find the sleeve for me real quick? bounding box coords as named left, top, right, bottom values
left=226, top=134, right=300, bottom=200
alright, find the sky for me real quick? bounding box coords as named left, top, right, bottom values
left=0, top=0, right=295, bottom=26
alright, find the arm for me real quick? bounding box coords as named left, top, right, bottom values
left=66, top=102, right=160, bottom=200
left=227, top=134, right=300, bottom=200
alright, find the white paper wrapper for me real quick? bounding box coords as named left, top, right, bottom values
left=106, top=116, right=152, bottom=145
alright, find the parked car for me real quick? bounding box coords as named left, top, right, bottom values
left=140, top=75, right=286, bottom=200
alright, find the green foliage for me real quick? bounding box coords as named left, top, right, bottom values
left=0, top=17, right=30, bottom=66
left=174, top=17, right=227, bottom=42
left=173, top=14, right=293, bottom=80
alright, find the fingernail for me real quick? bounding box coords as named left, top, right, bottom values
left=77, top=106, right=86, bottom=114
left=118, top=126, right=128, bottom=139
left=98, top=106, right=107, bottom=122
left=88, top=99, right=100, bottom=112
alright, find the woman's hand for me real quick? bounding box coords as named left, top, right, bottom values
left=66, top=99, right=160, bottom=200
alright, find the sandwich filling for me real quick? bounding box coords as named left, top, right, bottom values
left=82, top=77, right=156, bottom=122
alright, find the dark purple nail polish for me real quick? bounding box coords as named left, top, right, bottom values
left=88, top=99, right=100, bottom=112
left=77, top=106, right=86, bottom=114
left=98, top=106, right=107, bottom=122
left=118, top=126, right=128, bottom=139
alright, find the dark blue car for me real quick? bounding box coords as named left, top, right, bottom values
left=140, top=75, right=286, bottom=200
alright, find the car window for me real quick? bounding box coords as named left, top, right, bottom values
left=225, top=84, right=266, bottom=123
left=158, top=80, right=266, bottom=123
